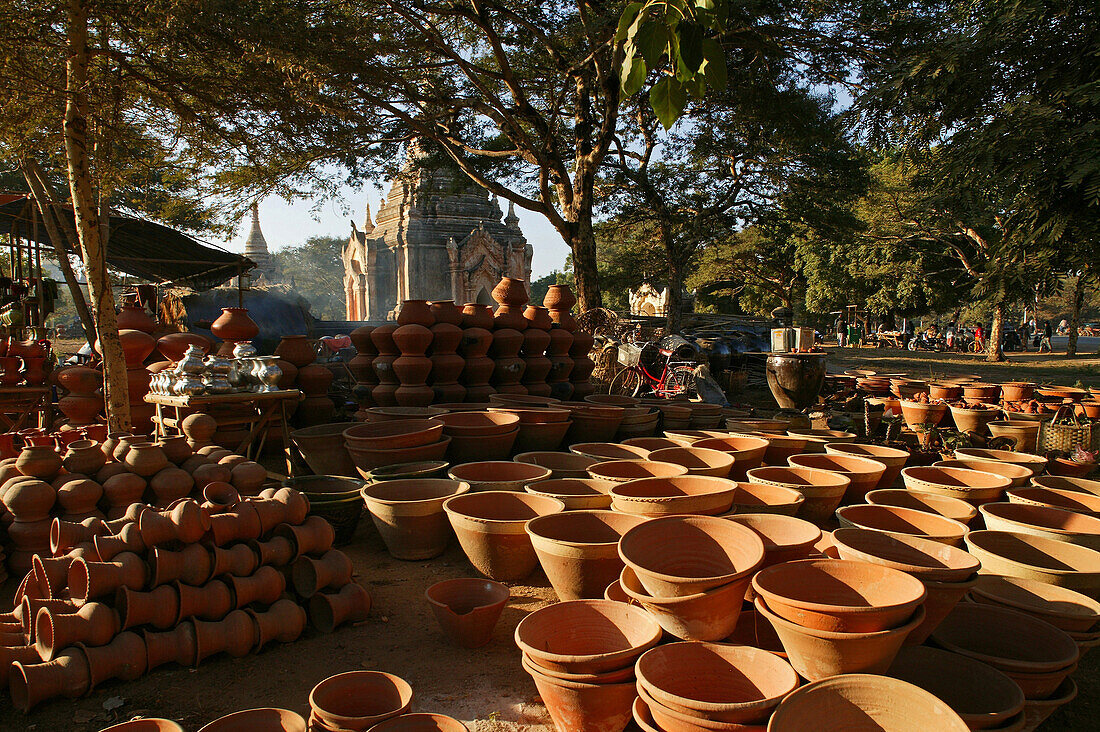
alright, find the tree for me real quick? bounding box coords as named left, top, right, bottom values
left=271, top=236, right=347, bottom=320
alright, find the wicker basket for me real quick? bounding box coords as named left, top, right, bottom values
left=616, top=343, right=642, bottom=367
left=1038, top=420, right=1100, bottom=454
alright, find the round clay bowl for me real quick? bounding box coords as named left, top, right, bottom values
left=519, top=655, right=638, bottom=732
left=436, top=411, right=520, bottom=436
left=346, top=436, right=451, bottom=474
left=865, top=488, right=978, bottom=525
left=487, top=406, right=571, bottom=424
left=570, top=442, right=651, bottom=461
left=342, top=419, right=444, bottom=450
left=367, top=713, right=469, bottom=731
left=197, top=708, right=307, bottom=732
left=525, top=478, right=613, bottom=510
left=636, top=642, right=799, bottom=724
left=367, top=461, right=449, bottom=481
left=887, top=646, right=1025, bottom=730
left=767, top=673, right=968, bottom=731
left=618, top=565, right=750, bottom=641
left=902, top=466, right=1013, bottom=505
left=726, top=482, right=805, bottom=516
left=831, top=527, right=980, bottom=582
left=283, top=475, right=365, bottom=501
left=647, top=447, right=737, bottom=478
left=969, top=575, right=1100, bottom=633
left=587, top=460, right=689, bottom=484
left=424, top=577, right=509, bottom=649
left=751, top=558, right=926, bottom=633
left=754, top=598, right=928, bottom=682
left=965, top=530, right=1100, bottom=598
left=935, top=459, right=1033, bottom=488
left=636, top=683, right=769, bottom=732
left=954, top=448, right=1049, bottom=477
left=309, top=671, right=413, bottom=730
left=489, top=394, right=561, bottom=407
left=618, top=515, right=765, bottom=597
left=788, top=454, right=886, bottom=504
left=447, top=461, right=551, bottom=492
left=980, top=502, right=1100, bottom=551
left=1031, top=475, right=1100, bottom=497
left=690, top=435, right=770, bottom=468
left=608, top=475, right=738, bottom=517
left=725, top=513, right=821, bottom=567
left=824, top=443, right=909, bottom=490
left=513, top=598, right=662, bottom=674
left=622, top=437, right=688, bottom=452
left=836, top=504, right=970, bottom=546
left=727, top=431, right=807, bottom=466
left=787, top=429, right=857, bottom=452
left=102, top=722, right=186, bottom=732
left=726, top=419, right=789, bottom=434
left=366, top=406, right=449, bottom=421
left=746, top=466, right=850, bottom=523
left=360, top=479, right=470, bottom=560
left=632, top=696, right=664, bottom=732
left=1008, top=485, right=1100, bottom=516
left=442, top=491, right=565, bottom=581
left=525, top=511, right=647, bottom=601
left=514, top=452, right=599, bottom=479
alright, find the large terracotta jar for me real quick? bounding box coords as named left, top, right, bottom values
left=156, top=332, right=211, bottom=362
left=543, top=284, right=577, bottom=312
left=16, top=445, right=62, bottom=479
left=392, top=324, right=435, bottom=407
left=489, top=328, right=526, bottom=395
left=429, top=320, right=466, bottom=403
left=546, top=327, right=575, bottom=400
left=396, top=299, right=435, bottom=327
left=348, top=326, right=377, bottom=383
left=461, top=303, right=494, bottom=330
left=57, top=365, right=103, bottom=426
left=370, top=323, right=400, bottom=407
left=210, top=307, right=260, bottom=342
left=98, top=329, right=156, bottom=368
left=429, top=300, right=463, bottom=326
left=493, top=277, right=530, bottom=308
left=274, top=335, right=316, bottom=368
left=117, top=303, right=157, bottom=334
left=458, top=327, right=495, bottom=403
left=297, top=364, right=334, bottom=396
left=21, top=357, right=47, bottom=385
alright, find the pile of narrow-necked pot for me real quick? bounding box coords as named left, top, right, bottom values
left=0, top=477, right=371, bottom=713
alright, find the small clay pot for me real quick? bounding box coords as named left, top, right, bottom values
left=3, top=478, right=56, bottom=522
left=619, top=565, right=750, bottom=642
left=248, top=599, right=307, bottom=652
left=515, top=599, right=661, bottom=675
left=143, top=621, right=198, bottom=671
left=93, top=521, right=147, bottom=561
left=35, top=601, right=120, bottom=661
left=50, top=516, right=108, bottom=555
left=15, top=445, right=62, bottom=479
left=249, top=535, right=296, bottom=567
left=176, top=580, right=234, bottom=625
left=291, top=550, right=353, bottom=597
left=151, top=543, right=213, bottom=587
left=68, top=552, right=147, bottom=604
left=32, top=556, right=74, bottom=600
left=425, top=578, right=509, bottom=648
left=117, top=584, right=180, bottom=631
left=198, top=708, right=307, bottom=732
left=274, top=515, right=335, bottom=558
left=211, top=543, right=260, bottom=578
left=149, top=467, right=195, bottom=507
left=193, top=609, right=257, bottom=664
left=309, top=670, right=413, bottom=730
left=231, top=461, right=268, bottom=496
left=308, top=582, right=371, bottom=632
left=63, top=440, right=107, bottom=476
left=208, top=503, right=263, bottom=544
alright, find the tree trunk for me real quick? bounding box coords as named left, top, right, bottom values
left=1067, top=273, right=1085, bottom=357
left=64, top=0, right=131, bottom=430
left=986, top=299, right=1006, bottom=363
left=568, top=215, right=602, bottom=314
left=665, top=258, right=684, bottom=333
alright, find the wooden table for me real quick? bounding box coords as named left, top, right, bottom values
left=0, top=386, right=52, bottom=431
left=146, top=390, right=302, bottom=475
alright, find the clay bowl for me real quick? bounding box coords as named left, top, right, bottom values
left=584, top=394, right=640, bottom=407
left=488, top=394, right=561, bottom=407
left=360, top=478, right=470, bottom=561
left=618, top=565, right=750, bottom=642
left=436, top=411, right=520, bottom=436
left=623, top=437, right=694, bottom=453
left=969, top=575, right=1100, bottom=634
left=786, top=429, right=857, bottom=453
left=446, top=461, right=551, bottom=492
left=587, top=460, right=689, bottom=484
left=930, top=603, right=1079, bottom=698
left=618, top=514, right=765, bottom=597
left=788, top=454, right=887, bottom=504
left=647, top=447, right=736, bottom=478
left=980, top=502, right=1100, bottom=551
left=1049, top=457, right=1098, bottom=477
left=526, top=510, right=647, bottom=601
left=283, top=475, right=365, bottom=503
left=635, top=642, right=799, bottom=725
left=751, top=558, right=926, bottom=633
left=726, top=432, right=807, bottom=467
left=346, top=436, right=451, bottom=475
left=197, top=709, right=307, bottom=732
left=725, top=418, right=789, bottom=434
left=726, top=482, right=805, bottom=516
left=603, top=578, right=632, bottom=604
left=954, top=448, right=1049, bottom=477
left=831, top=527, right=980, bottom=583
left=290, top=423, right=357, bottom=477
left=513, top=452, right=599, bottom=479
left=366, top=461, right=449, bottom=481
left=367, top=713, right=469, bottom=731
left=424, top=577, right=509, bottom=648
left=1019, top=678, right=1077, bottom=730
left=442, top=491, right=564, bottom=583
left=309, top=671, right=413, bottom=731
left=1031, top=475, right=1100, bottom=496
left=934, top=459, right=1033, bottom=489
left=901, top=466, right=1012, bottom=505
left=690, top=435, right=770, bottom=472
left=366, top=406, right=448, bottom=421
left=767, top=673, right=969, bottom=731
left=663, top=429, right=728, bottom=444
left=342, top=419, right=444, bottom=450
left=1007, top=485, right=1100, bottom=516
left=487, top=406, right=571, bottom=423
left=524, top=478, right=614, bottom=510
left=887, top=646, right=1025, bottom=730
left=745, top=466, right=850, bottom=524
left=635, top=683, right=769, bottom=732
left=836, top=504, right=969, bottom=546
left=608, top=475, right=738, bottom=517
left=824, top=443, right=909, bottom=490
left=725, top=513, right=822, bottom=568
left=569, top=442, right=651, bottom=461
left=865, top=488, right=978, bottom=526
left=754, top=597, right=927, bottom=681
left=965, top=530, right=1100, bottom=598
left=519, top=654, right=638, bottom=732
left=513, top=598, right=662, bottom=674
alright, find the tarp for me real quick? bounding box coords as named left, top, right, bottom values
left=0, top=195, right=253, bottom=291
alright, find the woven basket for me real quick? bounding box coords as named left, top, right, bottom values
left=1038, top=420, right=1100, bottom=453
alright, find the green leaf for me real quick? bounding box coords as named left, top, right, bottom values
left=650, top=76, right=687, bottom=129
left=686, top=71, right=707, bottom=99
left=621, top=55, right=648, bottom=97
left=701, top=38, right=727, bottom=91
left=678, top=22, right=704, bottom=73
left=636, top=21, right=669, bottom=69
left=616, top=2, right=645, bottom=43
left=694, top=0, right=716, bottom=10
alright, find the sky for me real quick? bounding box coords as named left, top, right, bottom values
left=225, top=186, right=573, bottom=280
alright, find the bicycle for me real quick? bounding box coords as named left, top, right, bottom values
left=608, top=340, right=698, bottom=398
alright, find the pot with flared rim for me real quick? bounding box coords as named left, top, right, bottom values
left=525, top=510, right=646, bottom=601
left=968, top=575, right=1100, bottom=633
left=424, top=577, right=509, bottom=649
left=830, top=527, right=980, bottom=582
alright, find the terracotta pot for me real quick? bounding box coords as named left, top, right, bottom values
left=69, top=552, right=147, bottom=604
left=143, top=620, right=198, bottom=670
left=35, top=601, right=120, bottom=660
left=272, top=335, right=316, bottom=368
left=146, top=467, right=192, bottom=507
left=586, top=460, right=688, bottom=485
left=1033, top=475, right=1100, bottom=496
left=308, top=581, right=371, bottom=632
left=752, top=558, right=926, bottom=633
left=0, top=644, right=42, bottom=687
left=755, top=596, right=926, bottom=681
left=346, top=434, right=451, bottom=476
left=831, top=527, right=979, bottom=583
left=361, top=479, right=469, bottom=560
left=15, top=445, right=62, bottom=479
left=767, top=673, right=969, bottom=731
left=618, top=514, right=765, bottom=598
left=515, top=598, right=661, bottom=674
left=645, top=447, right=737, bottom=478
left=423, top=577, right=510, bottom=649
left=93, top=519, right=148, bottom=562
left=210, top=307, right=259, bottom=342
left=899, top=399, right=949, bottom=431
left=954, top=447, right=1048, bottom=477
left=570, top=442, right=650, bottom=461
left=619, top=565, right=748, bottom=642
left=56, top=364, right=102, bottom=394
left=608, top=474, right=737, bottom=518
left=443, top=491, right=565, bottom=581
left=526, top=510, right=646, bottom=601
left=987, top=421, right=1041, bottom=453
left=50, top=516, right=108, bottom=555
left=230, top=461, right=267, bottom=496
left=969, top=575, right=1100, bottom=633
left=193, top=609, right=257, bottom=664
left=156, top=435, right=193, bottom=465
left=177, top=579, right=234, bottom=624
left=906, top=574, right=978, bottom=646
left=726, top=513, right=821, bottom=571
left=225, top=566, right=286, bottom=611
left=242, top=598, right=305, bottom=653
left=291, top=549, right=353, bottom=597
left=31, top=556, right=75, bottom=600
left=117, top=584, right=180, bottom=631
left=446, top=460, right=552, bottom=492
left=181, top=413, right=219, bottom=447
left=636, top=641, right=798, bottom=725
left=3, top=477, right=56, bottom=521
left=211, top=543, right=260, bottom=577
left=289, top=423, right=357, bottom=477
left=9, top=648, right=91, bottom=712
left=787, top=453, right=887, bottom=505
left=309, top=670, right=413, bottom=731
left=980, top=501, right=1100, bottom=551
left=80, top=630, right=147, bottom=691
left=865, top=489, right=977, bottom=527
left=903, top=465, right=1014, bottom=504
left=368, top=713, right=468, bottom=732
left=20, top=356, right=48, bottom=385
left=249, top=535, right=296, bottom=568
left=150, top=543, right=213, bottom=587
left=525, top=478, right=613, bottom=510
left=520, top=655, right=636, bottom=732
left=514, top=451, right=599, bottom=480
left=836, top=504, right=970, bottom=546
left=343, top=419, right=445, bottom=450
left=208, top=502, right=263, bottom=544
left=543, top=284, right=576, bottom=311
left=157, top=331, right=211, bottom=362
left=726, top=482, right=805, bottom=516
left=62, top=440, right=106, bottom=476
left=197, top=708, right=307, bottom=732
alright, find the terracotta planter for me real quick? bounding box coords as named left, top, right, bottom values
left=586, top=460, right=688, bottom=484
left=80, top=630, right=147, bottom=690
left=618, top=515, right=765, bottom=598
left=788, top=453, right=887, bottom=505
left=515, top=598, right=661, bottom=674
left=726, top=513, right=821, bottom=570
left=966, top=529, right=1100, bottom=598
left=208, top=503, right=263, bottom=544
left=143, top=621, right=198, bottom=671
left=226, top=565, right=286, bottom=609
left=903, top=465, right=1014, bottom=504
left=831, top=527, right=979, bottom=582
left=248, top=598, right=307, bottom=652
left=198, top=708, right=307, bottom=732
left=275, top=514, right=336, bottom=557
left=3, top=477, right=56, bottom=521
left=1032, top=475, right=1100, bottom=496
left=211, top=543, right=260, bottom=577
left=619, top=565, right=748, bottom=642
left=117, top=584, right=180, bottom=630
left=249, top=535, right=296, bottom=568
left=368, top=713, right=468, bottom=732
left=865, top=488, right=977, bottom=525
left=35, top=601, right=120, bottom=660
left=291, top=550, right=353, bottom=597
left=899, top=399, right=949, bottom=431
left=570, top=442, right=650, bottom=461
left=150, top=543, right=213, bottom=587
left=443, top=491, right=564, bottom=581
left=525, top=478, right=613, bottom=510
left=987, top=421, right=1041, bottom=453
left=69, top=551, right=147, bottom=604
left=193, top=609, right=257, bottom=664
left=746, top=466, right=851, bottom=524
left=950, top=404, right=1002, bottom=435
left=9, top=649, right=92, bottom=712
left=62, top=440, right=107, bottom=476
left=176, top=579, right=234, bottom=623
left=309, top=670, right=413, bottom=731
left=520, top=655, right=637, bottom=732
left=645, top=447, right=736, bottom=478
left=727, top=482, right=805, bottom=516
left=608, top=474, right=737, bottom=517
left=361, top=479, right=468, bottom=560
left=15, top=445, right=62, bottom=479
left=343, top=419, right=445, bottom=450
left=424, top=577, right=509, bottom=648
left=980, top=501, right=1100, bottom=551
left=446, top=460, right=552, bottom=492
left=346, top=435, right=451, bottom=476
left=210, top=307, right=259, bottom=342
left=514, top=451, right=599, bottom=479
left=526, top=510, right=646, bottom=601
left=289, top=424, right=358, bottom=477
left=969, top=575, right=1100, bottom=634
left=954, top=447, right=1048, bottom=477
left=308, top=581, right=372, bottom=632
left=836, top=504, right=969, bottom=546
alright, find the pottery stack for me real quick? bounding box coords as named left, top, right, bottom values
left=489, top=279, right=528, bottom=396
left=519, top=305, right=553, bottom=398
left=458, top=304, right=495, bottom=402
left=393, top=301, right=436, bottom=407
left=54, top=366, right=104, bottom=428
left=343, top=420, right=452, bottom=480
left=94, top=329, right=157, bottom=434
left=281, top=336, right=335, bottom=427
left=370, top=323, right=400, bottom=407
left=348, top=326, right=377, bottom=420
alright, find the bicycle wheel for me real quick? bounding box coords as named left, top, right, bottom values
left=666, top=365, right=697, bottom=398
left=609, top=367, right=645, bottom=397
left=969, top=341, right=983, bottom=354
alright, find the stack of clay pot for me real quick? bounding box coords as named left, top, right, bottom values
left=582, top=394, right=659, bottom=439
left=519, top=305, right=553, bottom=397
left=516, top=599, right=660, bottom=732
left=428, top=301, right=467, bottom=404
left=54, top=366, right=104, bottom=428
left=543, top=284, right=589, bottom=400
left=276, top=335, right=334, bottom=427
left=391, top=300, right=437, bottom=407
left=348, top=325, right=378, bottom=419
left=308, top=669, right=416, bottom=731
left=488, top=279, right=528, bottom=396
left=343, top=419, right=452, bottom=479
left=2, top=486, right=371, bottom=713
left=458, top=304, right=495, bottom=402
